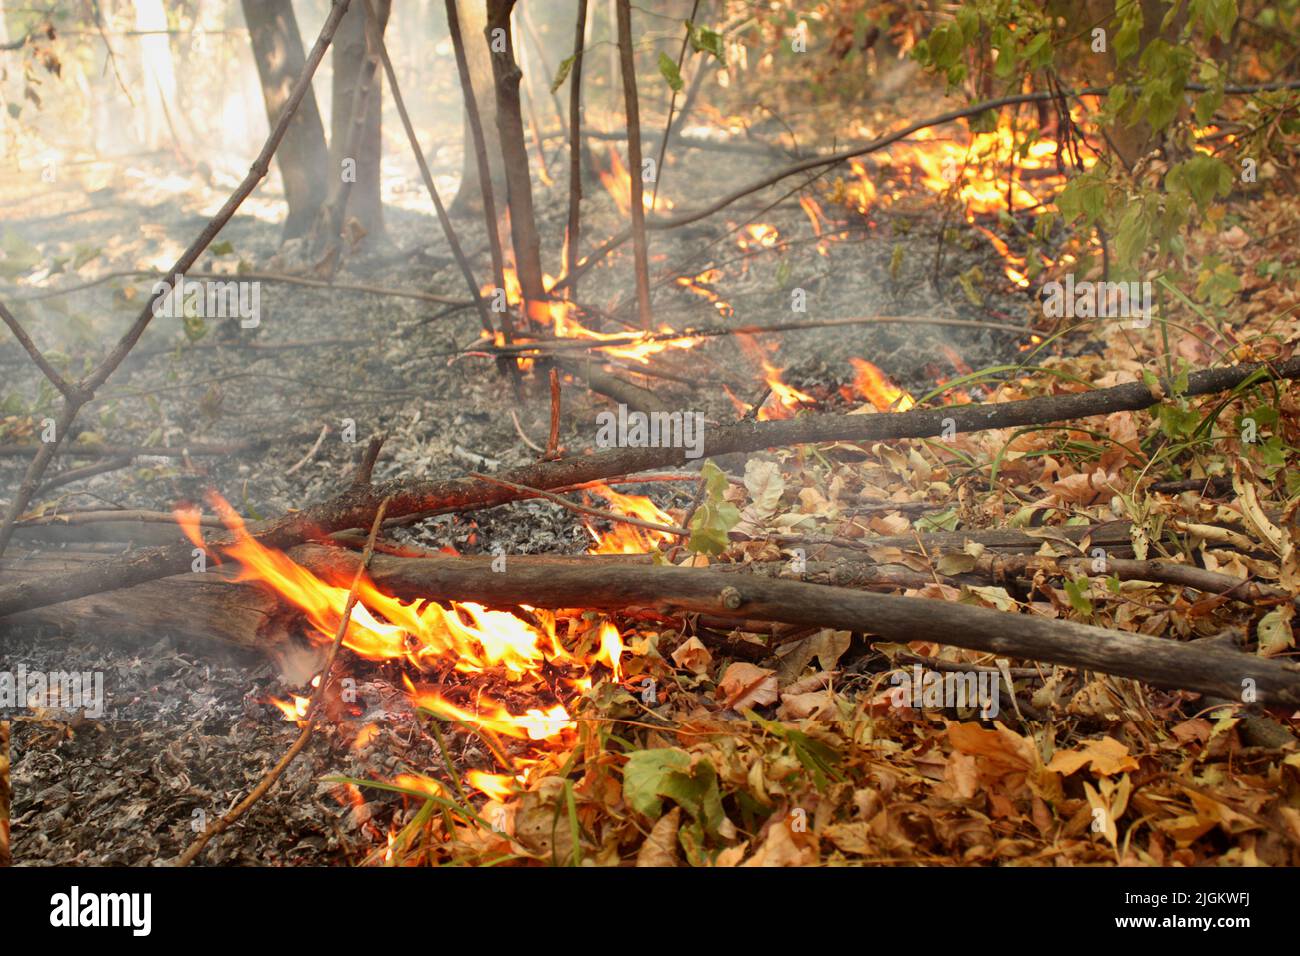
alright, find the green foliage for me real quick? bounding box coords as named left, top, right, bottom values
left=685, top=21, right=725, bottom=61
left=687, top=461, right=740, bottom=555
left=657, top=52, right=683, bottom=93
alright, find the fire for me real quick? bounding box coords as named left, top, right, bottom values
left=736, top=222, right=781, bottom=252
left=675, top=268, right=734, bottom=316
left=583, top=483, right=677, bottom=554
left=832, top=117, right=1098, bottom=288
left=484, top=267, right=697, bottom=365
left=194, top=492, right=635, bottom=761
left=735, top=333, right=815, bottom=420
left=466, top=771, right=516, bottom=802
left=597, top=146, right=671, bottom=216
left=850, top=358, right=914, bottom=412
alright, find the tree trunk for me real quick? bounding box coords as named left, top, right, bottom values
left=2, top=552, right=288, bottom=654
left=485, top=0, right=548, bottom=311
left=240, top=0, right=331, bottom=240
left=449, top=0, right=507, bottom=217
left=330, top=0, right=391, bottom=239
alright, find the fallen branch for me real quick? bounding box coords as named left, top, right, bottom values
left=470, top=312, right=1033, bottom=359
left=1, top=356, right=1295, bottom=618
left=284, top=547, right=1300, bottom=706
left=0, top=431, right=318, bottom=460
left=5, top=270, right=469, bottom=306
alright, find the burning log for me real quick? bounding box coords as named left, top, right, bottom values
left=226, top=546, right=1300, bottom=706
left=1, top=356, right=1297, bottom=620
left=1, top=551, right=288, bottom=653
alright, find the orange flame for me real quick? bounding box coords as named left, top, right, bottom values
left=850, top=358, right=915, bottom=412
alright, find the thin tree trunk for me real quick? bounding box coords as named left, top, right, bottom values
left=450, top=0, right=506, bottom=216
left=486, top=0, right=548, bottom=314
left=564, top=0, right=589, bottom=291
left=615, top=0, right=653, bottom=330
left=330, top=0, right=391, bottom=238
left=241, top=0, right=332, bottom=241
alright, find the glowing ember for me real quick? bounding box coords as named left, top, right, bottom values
left=736, top=222, right=781, bottom=252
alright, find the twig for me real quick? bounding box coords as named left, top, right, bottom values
left=174, top=496, right=391, bottom=866
left=0, top=301, right=75, bottom=398
left=509, top=409, right=545, bottom=454
left=547, top=367, right=562, bottom=459
left=564, top=0, right=590, bottom=294
left=34, top=457, right=135, bottom=496
left=615, top=0, right=653, bottom=330
left=471, top=313, right=1032, bottom=358
left=7, top=269, right=468, bottom=306
left=649, top=0, right=700, bottom=210
left=362, top=0, right=494, bottom=339
left=284, top=426, right=331, bottom=477
left=471, top=472, right=688, bottom=538
left=0, top=0, right=355, bottom=560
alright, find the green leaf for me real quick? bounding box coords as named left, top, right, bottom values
left=209, top=240, right=235, bottom=256
left=687, top=460, right=740, bottom=555
left=550, top=54, right=575, bottom=94
left=657, top=52, right=683, bottom=93
left=1167, top=154, right=1234, bottom=213
left=623, top=748, right=691, bottom=818
left=1064, top=576, right=1094, bottom=618
left=685, top=21, right=724, bottom=60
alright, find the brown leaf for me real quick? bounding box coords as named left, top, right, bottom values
left=670, top=636, right=713, bottom=675
left=636, top=807, right=681, bottom=867
left=1046, top=737, right=1140, bottom=777
left=717, top=662, right=779, bottom=711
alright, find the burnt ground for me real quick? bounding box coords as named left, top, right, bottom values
left=0, top=111, right=1037, bottom=864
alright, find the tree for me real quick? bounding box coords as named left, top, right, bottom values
left=330, top=0, right=392, bottom=239
left=241, top=0, right=330, bottom=241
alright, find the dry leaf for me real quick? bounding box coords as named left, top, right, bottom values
left=717, top=662, right=779, bottom=710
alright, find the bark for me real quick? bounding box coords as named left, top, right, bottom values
left=615, top=0, right=653, bottom=329
left=167, top=546, right=1300, bottom=706
left=241, top=0, right=332, bottom=240
left=449, top=0, right=508, bottom=216
left=329, top=0, right=391, bottom=238
left=1, top=552, right=287, bottom=653
left=485, top=0, right=548, bottom=310
left=1, top=355, right=1296, bottom=619
left=564, top=0, right=589, bottom=291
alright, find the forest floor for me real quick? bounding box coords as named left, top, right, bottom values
left=2, top=80, right=1299, bottom=865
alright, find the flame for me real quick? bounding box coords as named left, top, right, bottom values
left=598, top=146, right=671, bottom=216
left=485, top=267, right=697, bottom=365
left=736, top=223, right=781, bottom=252
left=466, top=770, right=517, bottom=801
left=675, top=268, right=734, bottom=316
left=835, top=118, right=1097, bottom=288
left=186, top=490, right=664, bottom=808
left=735, top=333, right=815, bottom=420
left=583, top=483, right=676, bottom=555
left=850, top=358, right=915, bottom=411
